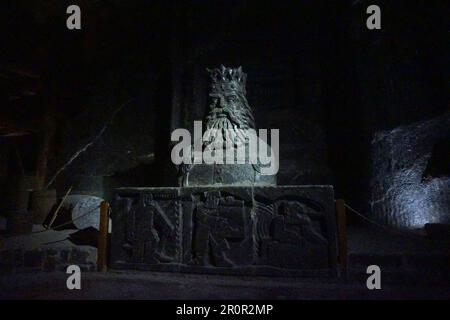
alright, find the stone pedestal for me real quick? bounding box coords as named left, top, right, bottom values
left=111, top=185, right=338, bottom=277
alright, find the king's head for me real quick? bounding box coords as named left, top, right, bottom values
left=207, top=65, right=247, bottom=96
left=204, top=65, right=255, bottom=131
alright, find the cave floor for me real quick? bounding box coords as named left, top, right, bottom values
left=1, top=222, right=449, bottom=300
left=1, top=269, right=450, bottom=300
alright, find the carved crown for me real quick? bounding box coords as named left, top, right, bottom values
left=207, top=65, right=247, bottom=95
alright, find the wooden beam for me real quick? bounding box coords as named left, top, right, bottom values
left=35, top=110, right=54, bottom=189
left=0, top=141, right=9, bottom=176
left=0, top=116, right=35, bottom=137
left=97, top=201, right=110, bottom=272
left=336, top=199, right=348, bottom=277
left=35, top=74, right=57, bottom=189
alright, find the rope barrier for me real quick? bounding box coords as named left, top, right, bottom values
left=31, top=204, right=102, bottom=234
left=2, top=203, right=108, bottom=239
left=343, top=202, right=429, bottom=239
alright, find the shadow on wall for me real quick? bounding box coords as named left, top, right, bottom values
left=370, top=112, right=450, bottom=229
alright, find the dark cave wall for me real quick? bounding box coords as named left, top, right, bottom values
left=44, top=1, right=336, bottom=199
left=37, top=1, right=172, bottom=197
left=171, top=1, right=334, bottom=186
left=371, top=114, right=450, bottom=228
left=2, top=0, right=448, bottom=229
left=333, top=0, right=450, bottom=228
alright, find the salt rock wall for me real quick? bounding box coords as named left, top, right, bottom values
left=370, top=113, right=450, bottom=229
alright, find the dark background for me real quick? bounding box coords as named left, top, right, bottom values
left=0, top=0, right=448, bottom=229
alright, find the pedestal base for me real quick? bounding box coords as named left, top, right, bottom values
left=111, top=185, right=338, bottom=277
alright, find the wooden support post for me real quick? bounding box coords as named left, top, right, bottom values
left=0, top=142, right=9, bottom=176
left=336, top=199, right=348, bottom=277
left=35, top=103, right=55, bottom=190
left=97, top=201, right=110, bottom=272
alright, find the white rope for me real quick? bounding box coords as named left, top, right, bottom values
left=344, top=202, right=426, bottom=238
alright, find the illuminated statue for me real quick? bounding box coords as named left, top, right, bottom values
left=178, top=65, right=277, bottom=186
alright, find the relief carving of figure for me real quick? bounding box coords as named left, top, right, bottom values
left=192, top=192, right=246, bottom=267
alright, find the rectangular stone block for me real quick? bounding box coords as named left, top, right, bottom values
left=111, top=185, right=338, bottom=277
